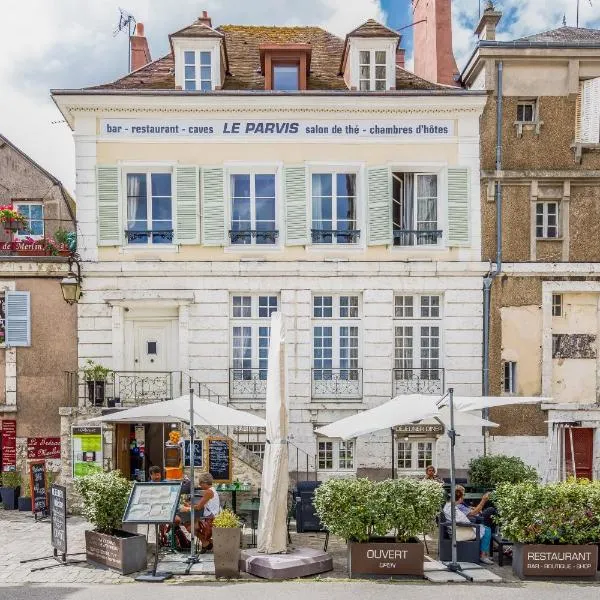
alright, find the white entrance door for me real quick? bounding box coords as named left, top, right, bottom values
left=134, top=322, right=170, bottom=372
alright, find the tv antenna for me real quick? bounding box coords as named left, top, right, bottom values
left=113, top=7, right=137, bottom=72
left=576, top=0, right=593, bottom=28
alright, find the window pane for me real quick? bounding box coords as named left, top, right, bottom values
left=151, top=173, right=171, bottom=197
left=375, top=66, right=386, bottom=80
left=232, top=174, right=251, bottom=197
left=127, top=174, right=148, bottom=241
left=397, top=442, right=412, bottom=469
left=360, top=66, right=370, bottom=79
left=359, top=51, right=370, bottom=64
left=200, top=80, right=212, bottom=91
left=255, top=174, right=275, bottom=197
left=375, top=51, right=386, bottom=65
left=336, top=173, right=356, bottom=197
left=312, top=174, right=332, bottom=197
left=185, top=66, right=195, bottom=80
left=255, top=198, right=275, bottom=222
left=200, top=51, right=211, bottom=66
left=359, top=80, right=370, bottom=91
left=273, top=65, right=299, bottom=91
left=185, top=80, right=196, bottom=91
left=30, top=205, right=43, bottom=220
left=184, top=51, right=195, bottom=65
left=200, top=66, right=211, bottom=80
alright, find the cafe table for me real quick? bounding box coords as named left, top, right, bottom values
left=216, top=482, right=251, bottom=513
left=238, top=499, right=260, bottom=547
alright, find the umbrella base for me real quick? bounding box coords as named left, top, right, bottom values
left=240, top=547, right=332, bottom=580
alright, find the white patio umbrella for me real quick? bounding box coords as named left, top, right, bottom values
left=420, top=406, right=499, bottom=433
left=257, top=311, right=289, bottom=554
left=446, top=395, right=549, bottom=412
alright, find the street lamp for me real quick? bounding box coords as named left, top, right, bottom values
left=60, top=256, right=82, bottom=304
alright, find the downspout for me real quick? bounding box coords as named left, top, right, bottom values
left=482, top=60, right=503, bottom=453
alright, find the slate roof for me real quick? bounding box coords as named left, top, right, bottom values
left=347, top=19, right=399, bottom=38
left=514, top=26, right=600, bottom=44
left=87, top=20, right=441, bottom=92
left=170, top=22, right=224, bottom=39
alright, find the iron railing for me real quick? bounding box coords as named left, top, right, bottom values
left=393, top=229, right=442, bottom=246
left=229, top=368, right=267, bottom=400
left=311, top=368, right=362, bottom=399
left=228, top=230, right=279, bottom=244
left=311, top=229, right=361, bottom=244
left=125, top=229, right=174, bottom=244
left=392, top=367, right=444, bottom=396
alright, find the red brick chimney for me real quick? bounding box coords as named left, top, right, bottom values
left=198, top=10, right=212, bottom=28
left=130, top=22, right=151, bottom=72
left=412, top=0, right=459, bottom=86
left=396, top=48, right=406, bottom=70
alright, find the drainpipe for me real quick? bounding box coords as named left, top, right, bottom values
left=482, top=60, right=503, bottom=453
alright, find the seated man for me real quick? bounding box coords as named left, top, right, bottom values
left=444, top=485, right=493, bottom=565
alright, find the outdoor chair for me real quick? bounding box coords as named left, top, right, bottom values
left=437, top=511, right=481, bottom=564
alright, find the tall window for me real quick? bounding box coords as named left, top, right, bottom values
left=15, top=203, right=44, bottom=238
left=503, top=361, right=517, bottom=394
left=230, top=173, right=277, bottom=245
left=311, top=173, right=358, bottom=244
left=397, top=439, right=435, bottom=472
left=517, top=100, right=536, bottom=122
left=359, top=50, right=387, bottom=91
left=230, top=295, right=278, bottom=398
left=317, top=439, right=355, bottom=470
left=552, top=294, right=563, bottom=317
left=312, top=295, right=361, bottom=398
left=536, top=202, right=559, bottom=238
left=273, top=64, right=299, bottom=90
left=126, top=172, right=172, bottom=244
left=394, top=294, right=442, bottom=394
left=392, top=172, right=440, bottom=246
left=184, top=50, right=212, bottom=91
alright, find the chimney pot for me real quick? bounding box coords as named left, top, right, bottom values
left=130, top=21, right=152, bottom=72
left=135, top=22, right=145, bottom=37
left=475, top=2, right=502, bottom=41
left=198, top=10, right=212, bottom=28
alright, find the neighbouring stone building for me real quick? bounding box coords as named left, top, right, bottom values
left=462, top=3, right=600, bottom=479
left=52, top=4, right=488, bottom=486
left=0, top=134, right=77, bottom=480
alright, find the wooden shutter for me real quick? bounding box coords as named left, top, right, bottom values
left=284, top=166, right=308, bottom=246
left=447, top=167, right=470, bottom=247
left=575, top=82, right=583, bottom=143
left=581, top=77, right=600, bottom=144
left=5, top=291, right=31, bottom=347
left=175, top=166, right=200, bottom=244
left=201, top=167, right=226, bottom=246
left=96, top=166, right=121, bottom=246
left=367, top=167, right=392, bottom=246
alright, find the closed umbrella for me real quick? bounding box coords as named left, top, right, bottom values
left=257, top=311, right=289, bottom=554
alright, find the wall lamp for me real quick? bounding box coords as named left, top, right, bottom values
left=60, top=255, right=82, bottom=305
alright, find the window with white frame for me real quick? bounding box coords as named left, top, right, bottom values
left=359, top=50, right=387, bottom=91
left=230, top=172, right=277, bottom=245
left=517, top=100, right=537, bottom=123
left=15, top=202, right=44, bottom=238
left=125, top=172, right=173, bottom=244
left=230, top=295, right=278, bottom=398
left=393, top=295, right=442, bottom=391
left=311, top=173, right=359, bottom=244
left=312, top=295, right=361, bottom=398
left=392, top=172, right=440, bottom=246
left=317, top=439, right=355, bottom=470
left=184, top=50, right=212, bottom=91
left=552, top=293, right=563, bottom=317
left=503, top=361, right=517, bottom=394
left=396, top=439, right=435, bottom=472
left=241, top=442, right=265, bottom=460
left=535, top=201, right=559, bottom=239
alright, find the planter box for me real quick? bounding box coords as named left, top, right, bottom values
left=18, top=497, right=32, bottom=512
left=213, top=527, right=242, bottom=578
left=85, top=529, right=147, bottom=575
left=348, top=539, right=424, bottom=578
left=513, top=543, right=598, bottom=579
left=1, top=486, right=20, bottom=510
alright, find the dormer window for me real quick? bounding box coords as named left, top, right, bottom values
left=273, top=63, right=299, bottom=91
left=359, top=50, right=387, bottom=91
left=260, top=44, right=311, bottom=91
left=184, top=50, right=212, bottom=91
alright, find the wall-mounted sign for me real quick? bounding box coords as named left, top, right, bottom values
left=27, top=437, right=61, bottom=460
left=72, top=426, right=103, bottom=477
left=207, top=437, right=232, bottom=483
left=184, top=439, right=203, bottom=467
left=395, top=423, right=444, bottom=435
left=1, top=419, right=17, bottom=472
left=101, top=118, right=454, bottom=140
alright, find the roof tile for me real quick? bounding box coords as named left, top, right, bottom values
left=515, top=26, right=600, bottom=44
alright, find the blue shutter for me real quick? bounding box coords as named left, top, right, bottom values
left=447, top=168, right=470, bottom=247
left=175, top=166, right=200, bottom=244
left=5, top=291, right=31, bottom=347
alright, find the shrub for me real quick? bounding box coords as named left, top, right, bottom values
left=74, top=470, right=133, bottom=534
left=468, top=454, right=538, bottom=488
left=494, top=479, right=600, bottom=544
left=213, top=509, right=241, bottom=528
left=1, top=472, right=21, bottom=488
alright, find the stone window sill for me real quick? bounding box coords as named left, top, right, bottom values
left=514, top=121, right=543, bottom=137
left=536, top=237, right=564, bottom=242
left=572, top=142, right=600, bottom=164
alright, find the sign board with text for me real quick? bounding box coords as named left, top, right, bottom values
left=29, top=460, right=48, bottom=516
left=395, top=424, right=444, bottom=435
left=27, top=437, right=61, bottom=460
left=514, top=543, right=598, bottom=578
left=348, top=541, right=424, bottom=578
left=207, top=437, right=232, bottom=483
left=72, top=426, right=103, bottom=477
left=1, top=419, right=17, bottom=472
left=50, top=484, right=68, bottom=555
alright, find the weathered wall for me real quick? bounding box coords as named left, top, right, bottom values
left=570, top=185, right=600, bottom=262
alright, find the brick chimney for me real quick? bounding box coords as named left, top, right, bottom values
left=198, top=10, right=212, bottom=28
left=396, top=48, right=406, bottom=70
left=130, top=22, right=151, bottom=72
left=412, top=0, right=459, bottom=86
left=475, top=1, right=502, bottom=41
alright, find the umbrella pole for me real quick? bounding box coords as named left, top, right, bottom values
left=187, top=386, right=198, bottom=569
left=391, top=428, right=395, bottom=480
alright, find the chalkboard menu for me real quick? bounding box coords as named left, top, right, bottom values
left=184, top=439, right=203, bottom=467
left=29, top=461, right=48, bottom=515
left=50, top=484, right=67, bottom=555
left=207, top=437, right=232, bottom=483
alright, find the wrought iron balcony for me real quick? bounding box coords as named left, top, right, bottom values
left=125, top=229, right=174, bottom=244
left=392, top=368, right=444, bottom=396
left=311, top=368, right=363, bottom=399
left=393, top=229, right=442, bottom=246
left=311, top=229, right=361, bottom=244
left=228, top=230, right=279, bottom=244
left=229, top=368, right=267, bottom=400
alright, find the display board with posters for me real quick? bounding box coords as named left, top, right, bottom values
left=1, top=419, right=17, bottom=472
left=122, top=481, right=182, bottom=524
left=71, top=426, right=103, bottom=477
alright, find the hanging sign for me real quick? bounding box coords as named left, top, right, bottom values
left=27, top=437, right=61, bottom=460
left=395, top=424, right=444, bottom=435
left=72, top=426, right=103, bottom=477
left=184, top=439, right=203, bottom=467
left=1, top=419, right=17, bottom=472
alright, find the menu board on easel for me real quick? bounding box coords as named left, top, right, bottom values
left=29, top=460, right=48, bottom=516
left=207, top=437, right=232, bottom=483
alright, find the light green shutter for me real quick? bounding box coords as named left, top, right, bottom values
left=447, top=167, right=470, bottom=246
left=5, top=291, right=30, bottom=347
left=367, top=167, right=392, bottom=246
left=96, top=166, right=121, bottom=246
left=175, top=166, right=200, bottom=244
left=285, top=166, right=308, bottom=245
left=201, top=167, right=225, bottom=246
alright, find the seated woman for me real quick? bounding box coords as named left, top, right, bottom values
left=443, top=485, right=493, bottom=565
left=180, top=472, right=221, bottom=553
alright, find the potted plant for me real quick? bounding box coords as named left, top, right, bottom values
left=0, top=204, right=28, bottom=232
left=18, top=476, right=32, bottom=512
left=0, top=471, right=22, bottom=510
left=212, top=509, right=242, bottom=578
left=83, top=360, right=112, bottom=406
left=494, top=479, right=600, bottom=579
left=54, top=228, right=76, bottom=253
left=314, top=477, right=443, bottom=578
left=469, top=454, right=538, bottom=490
left=74, top=470, right=147, bottom=575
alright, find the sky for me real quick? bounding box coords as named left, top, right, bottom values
left=0, top=0, right=598, bottom=194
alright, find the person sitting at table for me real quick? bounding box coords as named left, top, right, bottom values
left=180, top=472, right=221, bottom=553
left=444, top=485, right=493, bottom=565
left=423, top=465, right=443, bottom=483
left=149, top=465, right=163, bottom=482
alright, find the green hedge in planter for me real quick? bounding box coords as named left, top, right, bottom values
left=494, top=479, right=600, bottom=545
left=468, top=454, right=538, bottom=489
left=314, top=478, right=444, bottom=543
